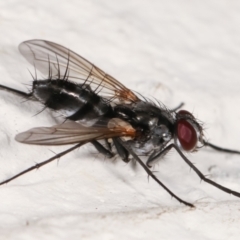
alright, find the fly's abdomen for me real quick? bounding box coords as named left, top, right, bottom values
left=32, top=79, right=112, bottom=121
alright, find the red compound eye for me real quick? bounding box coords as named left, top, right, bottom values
left=177, top=119, right=197, bottom=151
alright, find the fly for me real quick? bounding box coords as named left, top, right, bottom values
left=0, top=39, right=240, bottom=208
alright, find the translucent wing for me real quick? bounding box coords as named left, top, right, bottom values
left=19, top=40, right=139, bottom=103
left=15, top=119, right=136, bottom=146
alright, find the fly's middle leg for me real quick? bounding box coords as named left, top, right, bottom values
left=91, top=140, right=114, bottom=158
left=112, top=138, right=130, bottom=163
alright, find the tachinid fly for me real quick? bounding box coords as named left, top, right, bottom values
left=0, top=40, right=240, bottom=208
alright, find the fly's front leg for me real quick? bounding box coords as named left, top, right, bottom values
left=118, top=138, right=195, bottom=207
left=153, top=143, right=240, bottom=200
left=147, top=147, right=171, bottom=168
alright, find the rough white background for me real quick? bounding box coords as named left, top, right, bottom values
left=0, top=1, right=240, bottom=239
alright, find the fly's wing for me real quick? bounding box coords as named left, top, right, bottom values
left=15, top=119, right=136, bottom=145
left=19, top=40, right=139, bottom=103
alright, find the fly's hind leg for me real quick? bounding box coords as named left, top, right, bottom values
left=0, top=142, right=85, bottom=186
left=0, top=84, right=33, bottom=100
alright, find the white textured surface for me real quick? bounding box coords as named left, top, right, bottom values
left=0, top=1, right=240, bottom=239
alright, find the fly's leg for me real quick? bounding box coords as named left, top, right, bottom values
left=146, top=148, right=171, bottom=168
left=148, top=139, right=240, bottom=167
left=118, top=139, right=194, bottom=207
left=112, top=138, right=130, bottom=163
left=0, top=142, right=85, bottom=185
left=203, top=140, right=240, bottom=154
left=0, top=84, right=34, bottom=100
left=91, top=140, right=114, bottom=158
left=104, top=139, right=112, bottom=151
left=155, top=143, right=240, bottom=200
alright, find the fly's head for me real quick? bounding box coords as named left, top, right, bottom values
left=174, top=110, right=204, bottom=152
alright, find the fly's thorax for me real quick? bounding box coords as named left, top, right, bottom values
left=114, top=101, right=174, bottom=154
left=151, top=124, right=172, bottom=146
left=136, top=121, right=172, bottom=154
left=114, top=102, right=173, bottom=126
left=129, top=124, right=172, bottom=155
